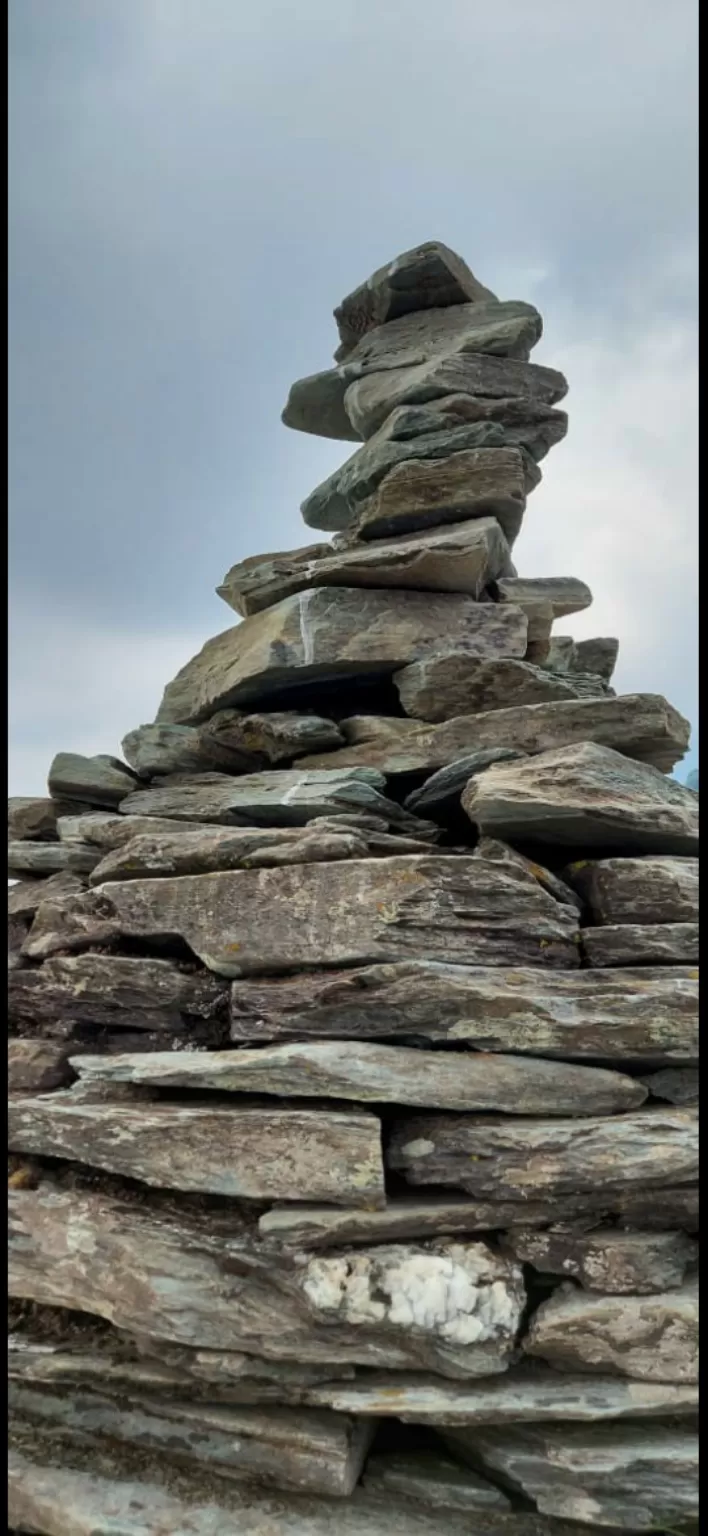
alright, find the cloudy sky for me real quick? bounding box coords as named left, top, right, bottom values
left=9, top=0, right=698, bottom=794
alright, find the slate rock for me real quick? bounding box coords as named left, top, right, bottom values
left=47, top=752, right=139, bottom=807
left=299, top=694, right=690, bottom=776
left=256, top=1197, right=619, bottom=1248
left=640, top=1066, right=699, bottom=1104
left=565, top=855, right=698, bottom=924
left=581, top=922, right=699, bottom=967
left=404, top=748, right=523, bottom=817
left=344, top=352, right=568, bottom=441
left=395, top=654, right=585, bottom=722
left=494, top=574, right=593, bottom=623
left=121, top=722, right=251, bottom=778
left=350, top=445, right=534, bottom=545
left=8, top=1040, right=74, bottom=1094
left=198, top=709, right=344, bottom=763
left=574, top=636, right=619, bottom=682
left=346, top=390, right=568, bottom=461
left=333, top=240, right=497, bottom=357
left=87, top=823, right=369, bottom=884
left=462, top=740, right=699, bottom=853
left=155, top=587, right=529, bottom=724
left=338, top=298, right=541, bottom=375
left=524, top=1278, right=698, bottom=1383
left=7, top=839, right=100, bottom=878
left=7, top=870, right=86, bottom=918
left=505, top=1228, right=697, bottom=1294
left=362, top=1449, right=510, bottom=1513
left=9, top=952, right=227, bottom=1032
left=218, top=520, right=510, bottom=614
left=8, top=797, right=59, bottom=841
left=388, top=1105, right=698, bottom=1199
left=22, top=855, right=581, bottom=975
left=70, top=1040, right=646, bottom=1116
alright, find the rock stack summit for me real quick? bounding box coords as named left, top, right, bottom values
left=8, top=241, right=698, bottom=1535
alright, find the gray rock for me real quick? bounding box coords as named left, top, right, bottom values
left=155, top=587, right=529, bottom=723
left=395, top=654, right=585, bottom=722
left=462, top=741, right=699, bottom=853
left=7, top=839, right=100, bottom=878
left=299, top=694, right=691, bottom=776
left=70, top=1040, right=646, bottom=1116
left=58, top=810, right=218, bottom=848
left=388, top=1105, right=698, bottom=1200
left=8, top=952, right=226, bottom=1032
left=494, top=574, right=593, bottom=622
left=281, top=366, right=360, bottom=441
left=404, top=748, right=523, bottom=817
left=257, top=1197, right=615, bottom=1248
left=640, top=1067, right=699, bottom=1105
left=574, top=637, right=619, bottom=682
left=344, top=352, right=567, bottom=441
left=198, top=709, right=344, bottom=764
left=22, top=856, right=581, bottom=975
left=441, top=1421, right=698, bottom=1529
left=333, top=241, right=497, bottom=357
left=582, top=922, right=699, bottom=967
left=362, top=1449, right=510, bottom=1513
left=7, top=870, right=86, bottom=918
left=542, top=635, right=577, bottom=673
left=8, top=797, right=59, bottom=841
left=524, top=1278, right=698, bottom=1383
left=472, top=837, right=582, bottom=910
left=218, top=520, right=510, bottom=615
left=121, top=722, right=252, bottom=777
left=505, top=1228, right=697, bottom=1294
left=229, top=962, right=696, bottom=1062
left=8, top=1092, right=385, bottom=1205
left=47, top=752, right=139, bottom=807
left=565, top=855, right=698, bottom=924
left=350, top=445, right=534, bottom=545
left=8, top=1040, right=74, bottom=1094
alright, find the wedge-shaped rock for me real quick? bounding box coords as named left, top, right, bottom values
left=218, top=520, right=509, bottom=615
left=388, top=1106, right=698, bottom=1199
left=8, top=796, right=60, bottom=840
left=310, top=1366, right=698, bottom=1424
left=7, top=838, right=99, bottom=877
left=198, top=708, right=344, bottom=763
left=23, top=856, right=581, bottom=974
left=582, top=922, right=699, bottom=966
left=87, top=823, right=371, bottom=884
left=155, top=587, right=529, bottom=723
left=9, top=1188, right=524, bottom=1375
left=641, top=1066, right=698, bottom=1104
left=230, top=963, right=696, bottom=1062
left=48, top=751, right=139, bottom=807
left=118, top=767, right=437, bottom=838
left=505, top=1228, right=697, bottom=1294
left=404, top=748, right=523, bottom=817
left=363, top=1448, right=510, bottom=1512
left=333, top=241, right=497, bottom=357
left=463, top=741, right=698, bottom=853
left=344, top=352, right=568, bottom=441
left=121, top=721, right=256, bottom=777
left=8, top=1094, right=384, bottom=1204
left=566, top=855, right=698, bottom=924
left=524, top=1279, right=698, bottom=1383
left=299, top=694, right=690, bottom=775
left=471, top=837, right=582, bottom=910
left=351, top=445, right=532, bottom=544
left=8, top=1449, right=563, bottom=1536
left=9, top=952, right=226, bottom=1032
left=395, top=654, right=590, bottom=722
left=574, top=636, right=619, bottom=681
left=8, top=1040, right=74, bottom=1094
left=8, top=1384, right=373, bottom=1499
left=441, top=1422, right=698, bottom=1530
left=70, top=1041, right=646, bottom=1116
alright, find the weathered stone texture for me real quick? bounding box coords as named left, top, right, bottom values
left=524, top=1279, right=698, bottom=1383
left=566, top=855, right=698, bottom=924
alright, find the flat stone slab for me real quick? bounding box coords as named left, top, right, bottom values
left=70, top=1041, right=646, bottom=1116
left=504, top=1228, right=697, bottom=1294
left=8, top=797, right=60, bottom=840
left=388, top=1105, right=698, bottom=1200
left=7, top=870, right=86, bottom=919
left=256, top=1196, right=626, bottom=1247
left=155, top=587, right=529, bottom=724
left=524, top=1279, right=698, bottom=1383
left=350, top=445, right=532, bottom=545
left=9, top=951, right=227, bottom=1034
left=8, top=1094, right=385, bottom=1204
left=641, top=1066, right=699, bottom=1104
left=23, top=856, right=581, bottom=975
left=9, top=1186, right=524, bottom=1375
left=344, top=352, right=568, bottom=441
left=308, top=1366, right=698, bottom=1425
left=7, top=839, right=99, bottom=878
left=581, top=922, right=699, bottom=966
left=332, top=241, right=497, bottom=358
left=462, top=741, right=699, bottom=853
left=395, top=654, right=598, bottom=722
left=404, top=748, right=523, bottom=817
left=218, top=519, right=509, bottom=615
left=229, top=962, right=697, bottom=1062
left=48, top=752, right=139, bottom=807
left=8, top=1040, right=74, bottom=1094
left=565, top=855, right=698, bottom=924
left=441, top=1421, right=698, bottom=1530
left=299, top=694, right=690, bottom=775
left=363, top=1448, right=510, bottom=1513
left=574, top=636, right=619, bottom=681
left=495, top=574, right=592, bottom=621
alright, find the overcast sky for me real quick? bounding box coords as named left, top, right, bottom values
left=9, top=0, right=698, bottom=794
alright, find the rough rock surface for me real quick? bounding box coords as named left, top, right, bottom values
left=505, top=1227, right=697, bottom=1293
left=395, top=653, right=599, bottom=721
left=8, top=1039, right=74, bottom=1094
left=332, top=241, right=498, bottom=357
left=343, top=352, right=568, bottom=441
left=350, top=445, right=533, bottom=544
left=47, top=752, right=139, bottom=807
left=566, top=855, right=698, bottom=924
left=8, top=796, right=60, bottom=840
left=581, top=922, right=699, bottom=967
left=524, top=1279, right=698, bottom=1383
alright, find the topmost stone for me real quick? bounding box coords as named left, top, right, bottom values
left=333, top=241, right=497, bottom=361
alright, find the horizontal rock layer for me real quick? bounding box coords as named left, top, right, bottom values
left=524, top=1279, right=698, bottom=1383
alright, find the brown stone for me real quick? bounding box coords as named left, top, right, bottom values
left=8, top=797, right=59, bottom=840
left=581, top=922, right=699, bottom=967
left=394, top=654, right=585, bottom=722
left=505, top=1228, right=697, bottom=1294
left=565, top=855, right=698, bottom=924
left=8, top=1040, right=74, bottom=1094
left=352, top=446, right=533, bottom=545
left=344, top=352, right=568, bottom=441
left=524, top=1279, right=698, bottom=1383
left=9, top=951, right=227, bottom=1032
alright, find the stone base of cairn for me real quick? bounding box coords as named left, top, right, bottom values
left=8, top=241, right=697, bottom=1535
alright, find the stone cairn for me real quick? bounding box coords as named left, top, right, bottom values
left=8, top=242, right=698, bottom=1536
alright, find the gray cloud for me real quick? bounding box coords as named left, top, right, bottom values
left=9, top=0, right=698, bottom=792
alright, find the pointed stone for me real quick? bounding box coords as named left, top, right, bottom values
left=524, top=1278, right=698, bottom=1383
left=8, top=1093, right=385, bottom=1204
left=505, top=1228, right=697, bottom=1294
left=395, top=654, right=588, bottom=722
left=404, top=749, right=523, bottom=817
left=155, top=587, right=528, bottom=724
left=9, top=952, right=227, bottom=1032
left=8, top=797, right=59, bottom=841
left=70, top=1041, right=646, bottom=1116
left=22, top=856, right=581, bottom=975
left=472, top=837, right=582, bottom=910
left=582, top=922, right=699, bottom=966
left=564, top=855, right=698, bottom=924
left=218, top=520, right=509, bottom=615
left=388, top=1106, right=698, bottom=1200
left=47, top=752, right=139, bottom=807
left=462, top=741, right=698, bottom=853
left=230, top=962, right=696, bottom=1062
left=344, top=352, right=567, bottom=441
left=333, top=241, right=497, bottom=357
left=349, top=445, right=534, bottom=545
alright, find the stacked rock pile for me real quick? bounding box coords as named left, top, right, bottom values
left=8, top=242, right=698, bottom=1536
